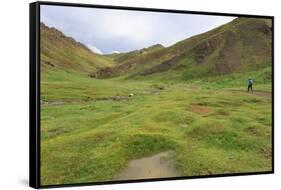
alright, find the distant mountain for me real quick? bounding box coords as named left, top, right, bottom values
left=40, top=23, right=113, bottom=73
left=40, top=17, right=272, bottom=81
left=106, top=44, right=164, bottom=61
left=93, top=17, right=272, bottom=79
left=92, top=44, right=167, bottom=78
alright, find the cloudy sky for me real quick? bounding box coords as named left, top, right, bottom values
left=41, top=5, right=236, bottom=54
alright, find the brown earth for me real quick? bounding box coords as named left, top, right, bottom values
left=189, top=105, right=212, bottom=115
left=113, top=151, right=180, bottom=180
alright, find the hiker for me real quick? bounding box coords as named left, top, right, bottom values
left=247, top=78, right=254, bottom=93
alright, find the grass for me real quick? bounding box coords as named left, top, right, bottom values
left=40, top=67, right=272, bottom=185
left=39, top=17, right=272, bottom=185
left=40, top=23, right=114, bottom=73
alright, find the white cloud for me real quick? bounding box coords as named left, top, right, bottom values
left=41, top=5, right=236, bottom=54
left=99, top=11, right=158, bottom=44
left=87, top=44, right=103, bottom=54
left=111, top=50, right=120, bottom=54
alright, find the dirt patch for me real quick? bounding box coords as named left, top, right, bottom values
left=250, top=91, right=271, bottom=98
left=41, top=100, right=64, bottom=106
left=189, top=105, right=212, bottom=116
left=41, top=95, right=130, bottom=106
left=216, top=110, right=229, bottom=116
left=260, top=148, right=272, bottom=159
left=227, top=89, right=272, bottom=98
left=113, top=151, right=180, bottom=180
left=245, top=126, right=261, bottom=136
left=95, top=96, right=129, bottom=101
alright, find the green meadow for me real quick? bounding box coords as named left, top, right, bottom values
left=40, top=67, right=272, bottom=185
left=39, top=16, right=272, bottom=185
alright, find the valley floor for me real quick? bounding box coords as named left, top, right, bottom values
left=40, top=69, right=272, bottom=185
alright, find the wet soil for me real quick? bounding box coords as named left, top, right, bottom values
left=113, top=151, right=180, bottom=180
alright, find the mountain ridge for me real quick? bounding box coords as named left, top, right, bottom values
left=40, top=22, right=114, bottom=73
left=92, top=17, right=272, bottom=79
left=40, top=17, right=272, bottom=81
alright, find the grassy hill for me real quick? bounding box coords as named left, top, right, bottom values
left=106, top=44, right=165, bottom=62
left=92, top=44, right=168, bottom=78
left=40, top=23, right=114, bottom=73
left=92, top=17, right=272, bottom=80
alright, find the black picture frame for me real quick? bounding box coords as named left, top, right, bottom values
left=29, top=1, right=274, bottom=189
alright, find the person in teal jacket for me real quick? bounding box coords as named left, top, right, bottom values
left=247, top=78, right=254, bottom=93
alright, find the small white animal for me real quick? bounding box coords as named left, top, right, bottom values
left=129, top=93, right=134, bottom=97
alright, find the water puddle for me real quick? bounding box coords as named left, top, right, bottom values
left=113, top=151, right=180, bottom=180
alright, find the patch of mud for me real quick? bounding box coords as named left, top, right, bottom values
left=227, top=89, right=272, bottom=98
left=149, top=90, right=161, bottom=95
left=41, top=100, right=64, bottom=106
left=260, top=148, right=272, bottom=159
left=113, top=151, right=180, bottom=180
left=250, top=91, right=272, bottom=98
left=215, top=110, right=229, bottom=116
left=95, top=96, right=129, bottom=101
left=245, top=126, right=261, bottom=136
left=189, top=105, right=212, bottom=116
left=41, top=95, right=130, bottom=106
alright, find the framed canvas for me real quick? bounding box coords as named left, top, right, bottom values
left=29, top=1, right=274, bottom=188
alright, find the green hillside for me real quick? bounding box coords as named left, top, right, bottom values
left=106, top=44, right=165, bottom=62
left=92, top=44, right=167, bottom=78
left=40, top=23, right=114, bottom=73
left=92, top=17, right=272, bottom=80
